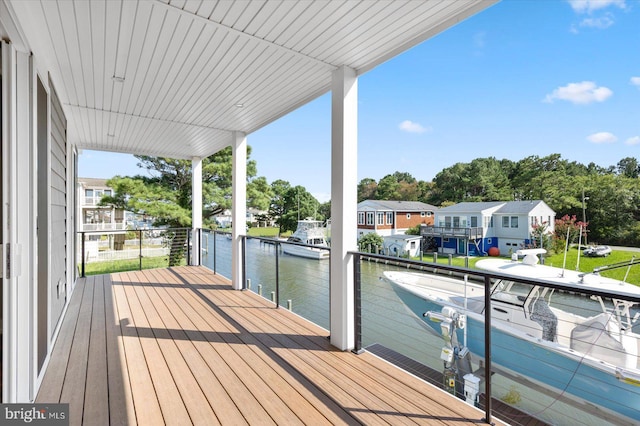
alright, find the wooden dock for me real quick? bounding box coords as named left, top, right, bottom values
left=37, top=266, right=507, bottom=425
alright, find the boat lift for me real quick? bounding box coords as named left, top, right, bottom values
left=423, top=306, right=480, bottom=406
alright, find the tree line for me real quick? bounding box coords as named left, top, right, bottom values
left=358, top=154, right=640, bottom=246
left=102, top=150, right=640, bottom=246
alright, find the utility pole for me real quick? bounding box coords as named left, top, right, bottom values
left=582, top=189, right=589, bottom=246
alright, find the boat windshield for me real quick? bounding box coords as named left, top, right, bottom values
left=490, top=280, right=534, bottom=307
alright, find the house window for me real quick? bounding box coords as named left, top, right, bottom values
left=444, top=216, right=451, bottom=227
left=85, top=189, right=93, bottom=197
left=386, top=212, right=393, bottom=224
left=104, top=189, right=112, bottom=196
left=410, top=241, right=416, bottom=249
left=358, top=212, right=365, bottom=225
left=377, top=212, right=384, bottom=225
left=366, top=212, right=374, bottom=225
left=406, top=213, right=411, bottom=219
left=502, top=216, right=518, bottom=228
left=453, top=216, right=460, bottom=227
left=470, top=216, right=478, bottom=227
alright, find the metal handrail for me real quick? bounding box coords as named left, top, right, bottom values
left=347, top=250, right=640, bottom=425
left=78, top=227, right=194, bottom=277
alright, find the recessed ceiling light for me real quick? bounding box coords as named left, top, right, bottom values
left=112, top=75, right=125, bottom=83
left=235, top=103, right=244, bottom=108
left=107, top=133, right=115, bottom=137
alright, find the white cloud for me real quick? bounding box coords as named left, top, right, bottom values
left=587, top=132, right=617, bottom=144
left=568, top=0, right=626, bottom=14
left=631, top=77, right=640, bottom=88
left=544, top=81, right=612, bottom=104
left=625, top=136, right=640, bottom=145
left=399, top=120, right=431, bottom=134
left=580, top=15, right=614, bottom=29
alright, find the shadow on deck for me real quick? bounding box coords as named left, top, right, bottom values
left=36, top=266, right=504, bottom=425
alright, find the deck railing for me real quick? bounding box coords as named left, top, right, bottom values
left=421, top=225, right=484, bottom=239
left=80, top=228, right=640, bottom=425
left=350, top=251, right=640, bottom=426
left=78, top=227, right=192, bottom=276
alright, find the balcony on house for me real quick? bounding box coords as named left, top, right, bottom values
left=421, top=224, right=484, bottom=240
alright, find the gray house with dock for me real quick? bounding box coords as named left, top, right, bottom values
left=422, top=200, right=555, bottom=256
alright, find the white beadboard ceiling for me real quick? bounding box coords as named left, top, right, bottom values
left=7, top=0, right=496, bottom=159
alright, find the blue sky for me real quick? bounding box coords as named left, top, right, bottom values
left=80, top=0, right=640, bottom=203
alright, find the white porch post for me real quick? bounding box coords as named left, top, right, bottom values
left=191, top=156, right=202, bottom=265
left=231, top=132, right=247, bottom=290
left=330, top=65, right=358, bottom=350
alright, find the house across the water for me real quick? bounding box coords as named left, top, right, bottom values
left=421, top=200, right=555, bottom=256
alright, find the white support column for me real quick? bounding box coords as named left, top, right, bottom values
left=191, top=156, right=203, bottom=265
left=231, top=132, right=247, bottom=290
left=330, top=66, right=358, bottom=351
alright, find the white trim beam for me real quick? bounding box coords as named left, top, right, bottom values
left=231, top=132, right=247, bottom=290
left=192, top=156, right=202, bottom=266
left=329, top=66, right=358, bottom=351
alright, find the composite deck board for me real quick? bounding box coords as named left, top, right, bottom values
left=202, top=275, right=479, bottom=425
left=37, top=266, right=506, bottom=425
left=36, top=273, right=87, bottom=403
left=147, top=268, right=354, bottom=425
left=83, top=274, right=109, bottom=425
left=103, top=273, right=135, bottom=426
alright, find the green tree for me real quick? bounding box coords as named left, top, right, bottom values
left=269, top=179, right=292, bottom=229
left=617, top=157, right=639, bottom=178
left=318, top=201, right=331, bottom=221
left=357, top=178, right=378, bottom=202
left=358, top=232, right=383, bottom=253
left=102, top=148, right=266, bottom=264
left=376, top=171, right=419, bottom=201
left=276, top=186, right=322, bottom=233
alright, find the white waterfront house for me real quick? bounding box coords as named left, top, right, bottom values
left=77, top=177, right=126, bottom=233
left=422, top=200, right=556, bottom=256
left=0, top=0, right=496, bottom=403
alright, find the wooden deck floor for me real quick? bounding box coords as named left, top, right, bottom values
left=36, top=266, right=505, bottom=425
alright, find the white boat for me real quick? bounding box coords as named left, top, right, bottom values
left=384, top=249, right=640, bottom=424
left=282, top=219, right=330, bottom=260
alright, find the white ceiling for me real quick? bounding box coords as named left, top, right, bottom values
left=7, top=0, right=496, bottom=159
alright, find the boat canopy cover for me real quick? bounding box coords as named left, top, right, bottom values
left=571, top=313, right=626, bottom=366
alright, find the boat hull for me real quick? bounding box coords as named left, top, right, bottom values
left=388, top=273, right=640, bottom=424
left=282, top=244, right=329, bottom=260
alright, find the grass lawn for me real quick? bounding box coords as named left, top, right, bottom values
left=247, top=226, right=291, bottom=238
left=80, top=256, right=186, bottom=276
left=416, top=247, right=639, bottom=286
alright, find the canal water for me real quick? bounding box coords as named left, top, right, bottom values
left=201, top=233, right=635, bottom=426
